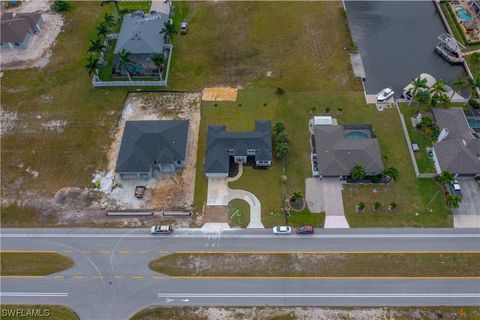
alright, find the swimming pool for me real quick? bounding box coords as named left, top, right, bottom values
left=468, top=118, right=480, bottom=129
left=456, top=7, right=473, bottom=21
left=345, top=131, right=370, bottom=139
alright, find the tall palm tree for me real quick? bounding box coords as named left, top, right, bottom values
left=446, top=194, right=461, bottom=209
left=468, top=75, right=480, bottom=99
left=87, top=38, right=106, bottom=55
left=118, top=49, right=134, bottom=80
left=160, top=21, right=177, bottom=43
left=431, top=79, right=447, bottom=98
left=101, top=0, right=120, bottom=17
left=103, top=13, right=116, bottom=29
left=450, top=77, right=466, bottom=100
left=408, top=76, right=428, bottom=105
left=351, top=164, right=366, bottom=181
left=150, top=53, right=165, bottom=80
left=96, top=22, right=110, bottom=39
left=85, top=55, right=100, bottom=78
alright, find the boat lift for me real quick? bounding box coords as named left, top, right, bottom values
left=434, top=33, right=464, bottom=64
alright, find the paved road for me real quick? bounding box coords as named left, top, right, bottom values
left=1, top=228, right=479, bottom=319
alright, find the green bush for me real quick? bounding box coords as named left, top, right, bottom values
left=471, top=52, right=480, bottom=64
left=469, top=99, right=480, bottom=109
left=52, top=0, right=71, bottom=12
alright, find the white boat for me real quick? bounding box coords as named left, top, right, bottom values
left=376, top=87, right=394, bottom=101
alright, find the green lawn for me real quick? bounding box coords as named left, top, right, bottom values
left=0, top=305, right=79, bottom=320
left=1, top=252, right=74, bottom=276
left=400, top=106, right=436, bottom=174
left=467, top=54, right=480, bottom=79
left=228, top=199, right=250, bottom=228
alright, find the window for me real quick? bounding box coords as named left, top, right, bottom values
left=14, top=42, right=20, bottom=47
left=247, top=149, right=256, bottom=155
left=229, top=149, right=234, bottom=155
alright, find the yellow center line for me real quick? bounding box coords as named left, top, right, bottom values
left=131, top=275, right=144, bottom=279
left=53, top=275, right=64, bottom=279
left=175, top=251, right=480, bottom=255
left=94, top=276, right=104, bottom=279
left=0, top=275, right=45, bottom=279
left=118, top=250, right=130, bottom=254
left=63, top=250, right=73, bottom=253
left=0, top=250, right=57, bottom=253
left=158, top=251, right=169, bottom=254
left=99, top=250, right=111, bottom=254
left=73, top=275, right=83, bottom=279
left=171, top=276, right=480, bottom=280
left=113, top=276, right=124, bottom=279
left=138, top=250, right=149, bottom=254
left=152, top=276, right=163, bottom=279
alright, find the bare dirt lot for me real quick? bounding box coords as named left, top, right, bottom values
left=96, top=92, right=202, bottom=211
left=0, top=0, right=63, bottom=70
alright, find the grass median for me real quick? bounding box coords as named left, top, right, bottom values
left=1, top=252, right=74, bottom=276
left=149, top=252, right=480, bottom=277
left=131, top=306, right=480, bottom=320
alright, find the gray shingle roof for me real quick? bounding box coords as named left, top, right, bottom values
left=1, top=11, right=41, bottom=43
left=314, top=124, right=384, bottom=176
left=205, top=121, right=272, bottom=175
left=432, top=108, right=480, bottom=175
left=114, top=11, right=168, bottom=54
left=116, top=120, right=188, bottom=173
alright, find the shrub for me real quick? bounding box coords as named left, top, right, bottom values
left=325, top=107, right=331, bottom=114
left=277, top=131, right=288, bottom=144
left=373, top=202, right=382, bottom=210
left=276, top=87, right=285, bottom=96
left=469, top=99, right=480, bottom=109
left=471, top=52, right=480, bottom=64
left=357, top=202, right=366, bottom=212
left=370, top=174, right=381, bottom=183
left=389, top=202, right=398, bottom=211
left=52, top=0, right=71, bottom=12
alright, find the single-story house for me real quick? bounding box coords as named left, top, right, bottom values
left=115, top=120, right=189, bottom=180
left=113, top=10, right=169, bottom=76
left=1, top=11, right=43, bottom=49
left=313, top=119, right=384, bottom=178
left=205, top=121, right=272, bottom=177
left=431, top=108, right=480, bottom=176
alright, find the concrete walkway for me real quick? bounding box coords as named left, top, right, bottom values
left=305, top=178, right=324, bottom=213
left=322, top=178, right=350, bottom=228
left=206, top=177, right=264, bottom=228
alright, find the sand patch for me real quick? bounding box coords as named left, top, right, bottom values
left=202, top=87, right=238, bottom=101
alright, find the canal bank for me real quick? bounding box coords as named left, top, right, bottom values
left=345, top=1, right=465, bottom=96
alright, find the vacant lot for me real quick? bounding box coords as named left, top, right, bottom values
left=0, top=305, right=79, bottom=320
left=1, top=252, right=74, bottom=276
left=131, top=306, right=480, bottom=320
left=149, top=253, right=480, bottom=277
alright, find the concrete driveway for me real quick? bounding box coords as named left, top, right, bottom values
left=453, top=177, right=480, bottom=228
left=322, top=178, right=349, bottom=228
left=305, top=178, right=324, bottom=213
left=207, top=177, right=264, bottom=228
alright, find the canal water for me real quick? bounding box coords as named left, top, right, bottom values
left=345, top=1, right=465, bottom=96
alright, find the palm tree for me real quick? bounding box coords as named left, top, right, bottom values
left=382, top=166, right=399, bottom=181
left=432, top=93, right=450, bottom=107
left=103, top=13, right=116, bottom=29
left=446, top=194, right=461, bottom=209
left=273, top=122, right=285, bottom=136
left=292, top=191, right=304, bottom=200
left=415, top=90, right=431, bottom=107
left=87, top=38, right=106, bottom=55
left=408, top=76, right=428, bottom=105
left=310, top=106, right=317, bottom=115
left=85, top=55, right=100, bottom=78
left=160, top=21, right=177, bottom=43
left=450, top=77, right=466, bottom=100
left=351, top=164, right=366, bottom=181
left=150, top=53, right=165, bottom=80
left=431, top=79, right=447, bottom=98
left=101, top=0, right=120, bottom=17
left=277, top=131, right=288, bottom=144
left=439, top=170, right=454, bottom=184
left=96, top=22, right=110, bottom=39
left=275, top=142, right=289, bottom=159
left=468, top=75, right=480, bottom=99
left=118, top=49, right=134, bottom=80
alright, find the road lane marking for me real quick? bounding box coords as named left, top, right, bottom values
left=1, top=292, right=68, bottom=297
left=63, top=250, right=73, bottom=253
left=73, top=275, right=83, bottom=279
left=113, top=276, right=124, bottom=279
left=139, top=250, right=149, bottom=254
left=53, top=275, right=64, bottom=279
left=81, top=250, right=92, bottom=254
left=171, top=276, right=480, bottom=280
left=152, top=276, right=163, bottom=279
left=0, top=250, right=57, bottom=253
left=157, top=293, right=480, bottom=298
left=94, top=276, right=104, bottom=279
left=158, top=251, right=169, bottom=254
left=99, top=250, right=111, bottom=254
left=2, top=233, right=479, bottom=239
left=118, top=250, right=130, bottom=254
left=175, top=251, right=480, bottom=254
left=131, top=275, right=144, bottom=279
left=0, top=276, right=45, bottom=279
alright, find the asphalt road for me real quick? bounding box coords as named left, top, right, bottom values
left=1, top=228, right=479, bottom=320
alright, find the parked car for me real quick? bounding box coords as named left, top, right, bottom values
left=376, top=87, right=394, bottom=101
left=273, top=226, right=291, bottom=235
left=450, top=180, right=462, bottom=198
left=180, top=21, right=188, bottom=34
left=150, top=225, right=173, bottom=234
left=296, top=226, right=314, bottom=234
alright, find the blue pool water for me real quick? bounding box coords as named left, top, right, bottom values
left=468, top=118, right=480, bottom=129
left=456, top=7, right=473, bottom=21
left=345, top=131, right=370, bottom=139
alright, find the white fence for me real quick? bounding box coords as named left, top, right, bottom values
left=92, top=44, right=173, bottom=87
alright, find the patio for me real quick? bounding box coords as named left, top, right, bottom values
left=449, top=0, right=480, bottom=42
